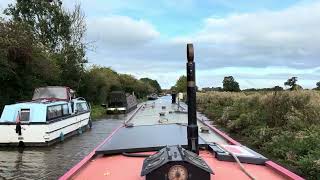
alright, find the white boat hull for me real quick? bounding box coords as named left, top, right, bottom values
left=0, top=112, right=90, bottom=146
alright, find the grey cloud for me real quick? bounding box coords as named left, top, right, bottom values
left=82, top=2, right=320, bottom=88
left=173, top=2, right=320, bottom=69
left=86, top=16, right=159, bottom=47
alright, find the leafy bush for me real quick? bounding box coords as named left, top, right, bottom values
left=90, top=105, right=106, bottom=120
left=197, top=91, right=320, bottom=179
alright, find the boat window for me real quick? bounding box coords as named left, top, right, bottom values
left=62, top=104, right=69, bottom=115
left=47, top=105, right=63, bottom=120
left=76, top=103, right=88, bottom=113
left=20, top=109, right=30, bottom=122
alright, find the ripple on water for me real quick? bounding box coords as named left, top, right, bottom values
left=0, top=117, right=123, bottom=180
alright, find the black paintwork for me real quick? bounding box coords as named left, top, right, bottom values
left=95, top=124, right=207, bottom=155
left=141, top=145, right=213, bottom=180
left=209, top=144, right=268, bottom=165
left=171, top=93, right=176, bottom=104
left=186, top=43, right=199, bottom=154
left=107, top=91, right=137, bottom=114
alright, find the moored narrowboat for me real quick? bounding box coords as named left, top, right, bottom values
left=105, top=91, right=137, bottom=114
left=147, top=93, right=158, bottom=100
left=0, top=86, right=91, bottom=146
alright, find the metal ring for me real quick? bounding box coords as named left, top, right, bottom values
left=187, top=43, right=194, bottom=62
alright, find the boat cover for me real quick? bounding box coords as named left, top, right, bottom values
left=32, top=87, right=69, bottom=100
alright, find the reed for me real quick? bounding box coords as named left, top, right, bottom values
left=90, top=105, right=106, bottom=120
left=197, top=91, right=320, bottom=179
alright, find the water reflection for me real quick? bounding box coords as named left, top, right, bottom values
left=0, top=116, right=123, bottom=180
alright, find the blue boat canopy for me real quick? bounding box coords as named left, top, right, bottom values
left=0, top=86, right=88, bottom=123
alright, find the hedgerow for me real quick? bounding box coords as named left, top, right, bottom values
left=197, top=91, right=320, bottom=179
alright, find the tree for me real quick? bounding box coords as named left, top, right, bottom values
left=284, top=77, right=297, bottom=87
left=222, top=76, right=240, bottom=92
left=79, top=66, right=121, bottom=104
left=119, top=74, right=154, bottom=98
left=0, top=1, right=88, bottom=112
left=273, top=86, right=284, bottom=91
left=78, top=66, right=155, bottom=104
left=5, top=1, right=88, bottom=89
left=202, top=87, right=223, bottom=92
left=172, top=76, right=187, bottom=92
left=56, top=4, right=88, bottom=89
left=0, top=20, right=62, bottom=112
left=140, top=78, right=161, bottom=93
left=315, top=81, right=320, bottom=90
left=0, top=1, right=157, bottom=113
left=284, top=77, right=302, bottom=91
left=4, top=0, right=71, bottom=52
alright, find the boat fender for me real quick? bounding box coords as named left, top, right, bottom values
left=16, top=122, right=22, bottom=135
left=88, top=118, right=92, bottom=129
left=77, top=127, right=83, bottom=134
left=60, top=132, right=64, bottom=142
left=125, top=123, right=134, bottom=128
left=18, top=141, right=25, bottom=148
left=159, top=117, right=168, bottom=123
left=200, top=126, right=210, bottom=133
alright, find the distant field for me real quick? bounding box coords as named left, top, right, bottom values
left=197, top=91, right=320, bottom=179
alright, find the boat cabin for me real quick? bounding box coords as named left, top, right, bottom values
left=0, top=86, right=89, bottom=124
left=0, top=86, right=91, bottom=146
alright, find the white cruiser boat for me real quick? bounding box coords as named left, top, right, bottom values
left=0, top=86, right=91, bottom=146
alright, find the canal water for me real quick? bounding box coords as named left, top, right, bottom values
left=0, top=116, right=125, bottom=180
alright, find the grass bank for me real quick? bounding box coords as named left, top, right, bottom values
left=197, top=91, right=320, bottom=179
left=90, top=105, right=106, bottom=120
left=90, top=98, right=147, bottom=120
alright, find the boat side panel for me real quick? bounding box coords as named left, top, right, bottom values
left=0, top=112, right=90, bottom=144
left=0, top=124, right=47, bottom=143
left=266, top=161, right=304, bottom=180
left=47, top=112, right=90, bottom=141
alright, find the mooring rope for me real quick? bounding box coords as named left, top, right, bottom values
left=218, top=145, right=257, bottom=180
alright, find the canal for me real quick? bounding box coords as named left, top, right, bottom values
left=0, top=116, right=124, bottom=180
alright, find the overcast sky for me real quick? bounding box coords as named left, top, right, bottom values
left=1, top=0, right=320, bottom=89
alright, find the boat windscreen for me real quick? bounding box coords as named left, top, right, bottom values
left=32, top=87, right=68, bottom=100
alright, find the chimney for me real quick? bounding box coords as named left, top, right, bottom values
left=186, top=44, right=199, bottom=154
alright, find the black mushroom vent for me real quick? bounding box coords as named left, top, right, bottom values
left=141, top=145, right=213, bottom=180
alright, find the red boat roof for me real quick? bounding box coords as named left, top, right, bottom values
left=60, top=124, right=304, bottom=180
left=70, top=151, right=288, bottom=180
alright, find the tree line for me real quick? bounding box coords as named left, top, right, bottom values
left=0, top=0, right=160, bottom=112
left=172, top=75, right=320, bottom=92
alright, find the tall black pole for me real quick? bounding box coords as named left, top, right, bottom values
left=186, top=44, right=199, bottom=154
